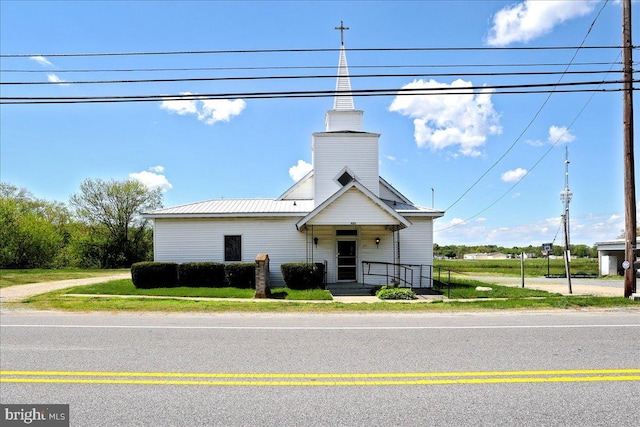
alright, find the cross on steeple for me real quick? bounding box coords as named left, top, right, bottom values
left=335, top=21, right=349, bottom=45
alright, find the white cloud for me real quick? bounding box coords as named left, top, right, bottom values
left=486, top=0, right=596, bottom=46
left=389, top=79, right=501, bottom=157
left=30, top=56, right=54, bottom=67
left=386, top=155, right=397, bottom=161
left=47, top=74, right=68, bottom=86
left=548, top=125, right=576, bottom=144
left=288, top=160, right=313, bottom=181
left=160, top=92, right=246, bottom=125
left=130, top=167, right=173, bottom=192
left=149, top=165, right=164, bottom=173
left=501, top=168, right=528, bottom=182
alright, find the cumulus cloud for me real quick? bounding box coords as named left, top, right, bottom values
left=288, top=160, right=313, bottom=181
left=486, top=0, right=596, bottom=46
left=548, top=125, right=576, bottom=144
left=130, top=167, right=173, bottom=192
left=389, top=79, right=501, bottom=157
left=161, top=92, right=246, bottom=125
left=501, top=168, right=528, bottom=182
left=30, top=56, right=54, bottom=67
left=47, top=74, right=68, bottom=86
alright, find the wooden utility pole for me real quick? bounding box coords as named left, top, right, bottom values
left=622, top=0, right=636, bottom=297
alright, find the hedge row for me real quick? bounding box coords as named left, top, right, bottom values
left=131, top=261, right=255, bottom=289
left=280, top=262, right=325, bottom=290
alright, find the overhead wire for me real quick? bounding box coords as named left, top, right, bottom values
left=1, top=80, right=633, bottom=105
left=440, top=0, right=613, bottom=217
left=0, top=45, right=624, bottom=58
left=0, top=69, right=625, bottom=86
left=0, top=61, right=624, bottom=74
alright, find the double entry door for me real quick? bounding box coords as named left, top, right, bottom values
left=337, top=240, right=357, bottom=281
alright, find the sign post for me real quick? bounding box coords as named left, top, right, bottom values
left=542, top=243, right=553, bottom=277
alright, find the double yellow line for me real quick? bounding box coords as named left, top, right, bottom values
left=2, top=369, right=640, bottom=387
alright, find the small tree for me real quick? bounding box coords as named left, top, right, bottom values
left=70, top=178, right=162, bottom=268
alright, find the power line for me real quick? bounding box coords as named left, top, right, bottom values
left=0, top=45, right=624, bottom=58
left=0, top=69, right=624, bottom=86
left=0, top=61, right=624, bottom=74
left=443, top=0, right=613, bottom=213
left=1, top=80, right=633, bottom=105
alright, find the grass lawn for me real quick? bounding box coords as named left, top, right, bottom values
left=434, top=258, right=598, bottom=277
left=436, top=278, right=562, bottom=299
left=0, top=268, right=129, bottom=288
left=62, top=279, right=332, bottom=301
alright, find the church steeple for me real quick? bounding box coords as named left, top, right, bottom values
left=325, top=22, right=363, bottom=132
left=334, top=45, right=355, bottom=111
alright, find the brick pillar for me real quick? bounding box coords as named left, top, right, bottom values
left=255, top=254, right=270, bottom=298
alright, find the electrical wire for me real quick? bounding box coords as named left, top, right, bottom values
left=1, top=80, right=633, bottom=105
left=0, top=61, right=624, bottom=74
left=0, top=69, right=624, bottom=86
left=442, top=0, right=613, bottom=213
left=0, top=45, right=624, bottom=58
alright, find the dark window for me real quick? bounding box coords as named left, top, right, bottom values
left=337, top=171, right=354, bottom=186
left=224, top=235, right=241, bottom=261
left=336, top=230, right=358, bottom=236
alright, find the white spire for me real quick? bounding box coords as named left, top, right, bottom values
left=333, top=45, right=354, bottom=111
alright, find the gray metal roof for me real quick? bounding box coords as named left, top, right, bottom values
left=144, top=199, right=314, bottom=218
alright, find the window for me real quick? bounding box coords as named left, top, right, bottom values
left=336, top=230, right=358, bottom=236
left=224, top=235, right=241, bottom=261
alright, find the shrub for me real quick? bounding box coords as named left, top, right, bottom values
left=131, top=262, right=178, bottom=289
left=280, top=262, right=324, bottom=290
left=178, top=262, right=225, bottom=287
left=376, top=286, right=417, bottom=300
left=225, top=262, right=256, bottom=289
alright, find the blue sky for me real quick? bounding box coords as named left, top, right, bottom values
left=1, top=0, right=636, bottom=247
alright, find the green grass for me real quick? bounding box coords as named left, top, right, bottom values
left=64, top=279, right=256, bottom=299
left=434, top=258, right=598, bottom=277
left=0, top=268, right=129, bottom=288
left=269, top=287, right=333, bottom=301
left=14, top=289, right=636, bottom=313
left=61, top=279, right=332, bottom=301
left=436, top=278, right=562, bottom=299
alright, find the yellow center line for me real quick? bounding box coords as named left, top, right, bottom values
left=1, top=369, right=639, bottom=386
left=1, top=368, right=640, bottom=379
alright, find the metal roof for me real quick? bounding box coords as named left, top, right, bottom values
left=144, top=199, right=314, bottom=218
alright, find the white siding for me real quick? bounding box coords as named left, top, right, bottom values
left=325, top=110, right=363, bottom=131
left=154, top=218, right=307, bottom=286
left=399, top=217, right=435, bottom=287
left=308, top=187, right=400, bottom=226
left=312, top=133, right=380, bottom=204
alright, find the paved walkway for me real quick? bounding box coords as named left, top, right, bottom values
left=0, top=273, right=131, bottom=303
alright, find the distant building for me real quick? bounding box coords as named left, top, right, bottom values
left=463, top=252, right=509, bottom=260
left=596, top=240, right=640, bottom=276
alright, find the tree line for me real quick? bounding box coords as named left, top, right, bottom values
left=0, top=179, right=162, bottom=269
left=434, top=243, right=598, bottom=260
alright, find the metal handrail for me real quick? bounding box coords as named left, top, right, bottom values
left=361, top=261, right=455, bottom=297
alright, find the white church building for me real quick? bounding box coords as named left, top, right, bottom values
left=145, top=40, right=444, bottom=288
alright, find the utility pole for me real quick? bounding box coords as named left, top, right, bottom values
left=560, top=146, right=573, bottom=294
left=622, top=0, right=636, bottom=298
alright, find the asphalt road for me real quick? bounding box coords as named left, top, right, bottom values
left=1, top=309, right=639, bottom=426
